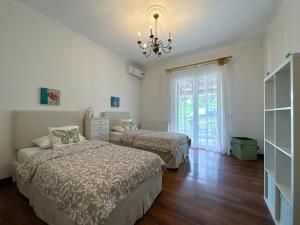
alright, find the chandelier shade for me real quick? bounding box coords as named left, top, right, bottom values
left=137, top=14, right=172, bottom=57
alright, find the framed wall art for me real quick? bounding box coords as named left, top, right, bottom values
left=111, top=96, right=120, bottom=108
left=40, top=87, right=60, bottom=105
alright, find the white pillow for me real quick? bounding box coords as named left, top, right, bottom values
left=48, top=126, right=82, bottom=147
left=33, top=134, right=85, bottom=149
left=119, top=119, right=138, bottom=131
left=111, top=125, right=125, bottom=133
left=32, top=135, right=53, bottom=149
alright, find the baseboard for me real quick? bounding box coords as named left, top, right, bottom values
left=257, top=153, right=264, bottom=159
left=0, top=177, right=12, bottom=186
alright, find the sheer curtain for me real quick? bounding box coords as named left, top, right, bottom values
left=170, top=63, right=230, bottom=154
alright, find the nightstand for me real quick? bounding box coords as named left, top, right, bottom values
left=84, top=117, right=109, bottom=141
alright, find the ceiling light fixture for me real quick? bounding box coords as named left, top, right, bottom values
left=137, top=14, right=172, bottom=57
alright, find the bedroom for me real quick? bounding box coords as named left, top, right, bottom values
left=0, top=0, right=299, bottom=225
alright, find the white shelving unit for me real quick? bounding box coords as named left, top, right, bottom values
left=264, top=53, right=300, bottom=225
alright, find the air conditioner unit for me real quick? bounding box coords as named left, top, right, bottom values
left=127, top=64, right=145, bottom=79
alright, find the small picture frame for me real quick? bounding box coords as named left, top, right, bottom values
left=40, top=87, right=60, bottom=105
left=111, top=96, right=120, bottom=108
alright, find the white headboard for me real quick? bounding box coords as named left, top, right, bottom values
left=102, top=111, right=130, bottom=129
left=12, top=110, right=84, bottom=150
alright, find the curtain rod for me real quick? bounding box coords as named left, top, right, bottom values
left=165, top=55, right=233, bottom=73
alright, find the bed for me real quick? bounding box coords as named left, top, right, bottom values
left=103, top=112, right=191, bottom=169
left=9, top=110, right=165, bottom=225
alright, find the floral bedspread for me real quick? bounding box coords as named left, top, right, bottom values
left=121, top=129, right=191, bottom=157
left=16, top=141, right=165, bottom=225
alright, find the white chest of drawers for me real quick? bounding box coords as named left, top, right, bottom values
left=84, top=117, right=109, bottom=141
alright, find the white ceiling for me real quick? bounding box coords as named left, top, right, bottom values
left=18, top=0, right=279, bottom=65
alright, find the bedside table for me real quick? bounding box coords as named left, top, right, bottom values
left=84, top=117, right=109, bottom=141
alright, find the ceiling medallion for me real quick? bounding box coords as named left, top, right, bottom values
left=145, top=5, right=168, bottom=17
left=137, top=13, right=173, bottom=57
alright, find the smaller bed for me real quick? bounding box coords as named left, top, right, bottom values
left=103, top=112, right=191, bottom=169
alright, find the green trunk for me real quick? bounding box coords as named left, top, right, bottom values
left=231, top=137, right=258, bottom=160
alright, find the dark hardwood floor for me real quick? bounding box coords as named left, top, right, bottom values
left=0, top=150, right=273, bottom=225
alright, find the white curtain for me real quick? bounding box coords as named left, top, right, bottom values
left=170, top=63, right=230, bottom=154
left=217, top=64, right=231, bottom=155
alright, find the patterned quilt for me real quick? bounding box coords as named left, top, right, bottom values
left=16, top=141, right=165, bottom=225
left=121, top=129, right=191, bottom=157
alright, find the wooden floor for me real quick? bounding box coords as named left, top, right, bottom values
left=0, top=150, right=274, bottom=225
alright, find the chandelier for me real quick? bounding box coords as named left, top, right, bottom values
left=137, top=14, right=173, bottom=57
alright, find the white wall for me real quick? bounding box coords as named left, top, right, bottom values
left=0, top=0, right=142, bottom=179
left=263, top=0, right=300, bottom=74
left=142, top=40, right=264, bottom=152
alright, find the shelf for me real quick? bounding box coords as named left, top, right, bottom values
left=265, top=139, right=275, bottom=146
left=275, top=62, right=291, bottom=108
left=265, top=76, right=275, bottom=110
left=278, top=193, right=292, bottom=225
left=275, top=150, right=291, bottom=202
left=265, top=111, right=275, bottom=143
left=264, top=170, right=292, bottom=225
left=266, top=169, right=275, bottom=181
left=276, top=146, right=291, bottom=158
left=265, top=141, right=275, bottom=176
left=264, top=198, right=279, bottom=225
left=264, top=139, right=291, bottom=158
left=264, top=107, right=291, bottom=112
left=265, top=171, right=281, bottom=223
left=277, top=183, right=292, bottom=204
left=265, top=55, right=292, bottom=81
left=276, top=110, right=291, bottom=155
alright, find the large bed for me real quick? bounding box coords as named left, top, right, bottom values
left=103, top=112, right=191, bottom=169
left=9, top=110, right=165, bottom=225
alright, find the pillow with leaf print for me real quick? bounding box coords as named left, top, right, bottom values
left=120, top=119, right=138, bottom=131
left=48, top=126, right=83, bottom=147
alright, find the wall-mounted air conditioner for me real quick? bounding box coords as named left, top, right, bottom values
left=127, top=64, right=145, bottom=79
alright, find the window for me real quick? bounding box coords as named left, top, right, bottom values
left=170, top=64, right=229, bottom=153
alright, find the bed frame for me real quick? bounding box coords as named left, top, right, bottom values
left=102, top=111, right=131, bottom=129
left=10, top=110, right=162, bottom=225
left=12, top=110, right=84, bottom=150
left=103, top=111, right=189, bottom=169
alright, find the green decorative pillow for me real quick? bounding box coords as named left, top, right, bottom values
left=120, top=119, right=138, bottom=131
left=48, top=126, right=81, bottom=147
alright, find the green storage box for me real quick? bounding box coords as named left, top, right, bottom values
left=231, top=137, right=258, bottom=160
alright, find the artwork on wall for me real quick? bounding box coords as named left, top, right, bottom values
left=111, top=96, right=120, bottom=108
left=40, top=87, right=60, bottom=105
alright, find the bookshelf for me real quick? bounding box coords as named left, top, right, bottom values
left=264, top=53, right=300, bottom=225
